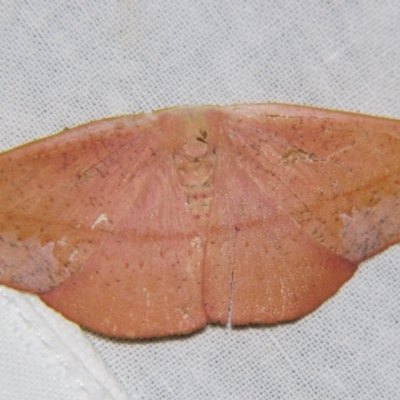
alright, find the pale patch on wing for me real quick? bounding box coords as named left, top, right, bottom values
left=68, top=249, right=78, bottom=263
left=91, top=213, right=109, bottom=230
left=57, top=236, right=67, bottom=246
left=340, top=196, right=400, bottom=262
left=190, top=236, right=202, bottom=250
left=0, top=232, right=68, bottom=292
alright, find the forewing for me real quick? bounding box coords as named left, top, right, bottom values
left=228, top=104, right=400, bottom=263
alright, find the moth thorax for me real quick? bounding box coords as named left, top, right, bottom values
left=174, top=137, right=216, bottom=226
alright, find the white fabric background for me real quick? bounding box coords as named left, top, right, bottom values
left=1, top=1, right=399, bottom=399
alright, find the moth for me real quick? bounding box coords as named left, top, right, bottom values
left=1, top=103, right=399, bottom=338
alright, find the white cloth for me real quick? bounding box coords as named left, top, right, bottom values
left=1, top=1, right=399, bottom=399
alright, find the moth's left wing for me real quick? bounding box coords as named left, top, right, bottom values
left=0, top=114, right=207, bottom=338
